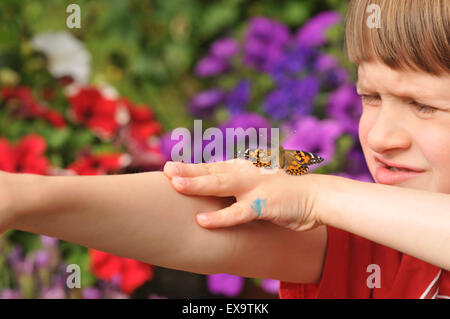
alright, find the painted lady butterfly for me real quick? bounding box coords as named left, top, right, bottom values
left=243, top=146, right=324, bottom=175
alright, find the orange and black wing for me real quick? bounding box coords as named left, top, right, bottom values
left=283, top=149, right=324, bottom=166
left=244, top=148, right=273, bottom=168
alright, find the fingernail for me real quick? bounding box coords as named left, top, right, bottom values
left=165, top=162, right=180, bottom=176
left=172, top=176, right=187, bottom=186
left=197, top=214, right=210, bottom=223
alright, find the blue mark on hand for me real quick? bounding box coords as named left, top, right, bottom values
left=251, top=198, right=267, bottom=217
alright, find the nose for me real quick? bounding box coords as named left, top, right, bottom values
left=365, top=102, right=412, bottom=154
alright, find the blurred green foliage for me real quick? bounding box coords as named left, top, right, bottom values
left=0, top=0, right=349, bottom=131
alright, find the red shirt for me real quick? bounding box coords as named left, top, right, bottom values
left=279, top=226, right=450, bottom=299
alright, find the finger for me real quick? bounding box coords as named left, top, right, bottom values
left=196, top=200, right=260, bottom=228
left=171, top=172, right=251, bottom=197
left=164, top=160, right=250, bottom=179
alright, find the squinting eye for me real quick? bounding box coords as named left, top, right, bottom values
left=409, top=101, right=437, bottom=114
left=360, top=94, right=381, bottom=105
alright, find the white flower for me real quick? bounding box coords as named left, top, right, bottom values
left=31, top=31, right=91, bottom=83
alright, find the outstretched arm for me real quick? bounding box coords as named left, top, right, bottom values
left=163, top=161, right=450, bottom=270
left=317, top=175, right=450, bottom=270
left=1, top=171, right=327, bottom=283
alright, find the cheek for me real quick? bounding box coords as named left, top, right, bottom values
left=358, top=110, right=376, bottom=172
left=417, top=128, right=450, bottom=191
left=358, top=110, right=373, bottom=154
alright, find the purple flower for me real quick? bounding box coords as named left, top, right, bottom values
left=265, top=76, right=320, bottom=120
left=220, top=112, right=272, bottom=158
left=195, top=55, right=229, bottom=77
left=195, top=37, right=239, bottom=77
left=188, top=89, right=225, bottom=117
left=34, top=250, right=51, bottom=269
left=8, top=245, right=23, bottom=267
left=264, top=88, right=291, bottom=120
left=225, top=80, right=251, bottom=115
left=295, top=11, right=341, bottom=47
left=282, top=115, right=343, bottom=166
left=244, top=17, right=290, bottom=72
left=346, top=147, right=371, bottom=176
left=270, top=45, right=318, bottom=84
left=40, top=285, right=66, bottom=299
left=210, top=37, right=239, bottom=60
left=261, top=279, right=280, bottom=294
left=326, top=85, right=362, bottom=137
left=161, top=129, right=212, bottom=163
left=17, top=256, right=34, bottom=275
left=246, top=17, right=290, bottom=45
left=40, top=235, right=58, bottom=247
left=314, top=54, right=348, bottom=89
left=160, top=132, right=181, bottom=162
left=207, top=274, right=244, bottom=297
left=0, top=289, right=21, bottom=299
left=82, top=287, right=102, bottom=299
left=220, top=112, right=271, bottom=139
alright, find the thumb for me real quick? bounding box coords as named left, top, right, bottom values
left=196, top=200, right=260, bottom=228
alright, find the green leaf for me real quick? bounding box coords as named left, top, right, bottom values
left=46, top=127, right=71, bottom=150
left=199, top=2, right=238, bottom=38
left=48, top=153, right=63, bottom=167
left=279, top=1, right=311, bottom=26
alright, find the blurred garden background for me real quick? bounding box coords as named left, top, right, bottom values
left=0, top=0, right=372, bottom=298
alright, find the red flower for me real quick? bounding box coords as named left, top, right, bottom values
left=88, top=97, right=120, bottom=139
left=1, top=86, right=66, bottom=128
left=89, top=249, right=153, bottom=294
left=123, top=103, right=162, bottom=144
left=43, top=109, right=66, bottom=128
left=67, top=86, right=102, bottom=121
left=68, top=87, right=120, bottom=139
left=67, top=87, right=164, bottom=143
left=0, top=134, right=49, bottom=174
left=66, top=152, right=129, bottom=176
left=0, top=139, right=17, bottom=172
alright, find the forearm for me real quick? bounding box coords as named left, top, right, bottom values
left=316, top=174, right=450, bottom=270
left=9, top=171, right=235, bottom=275
left=5, top=171, right=327, bottom=283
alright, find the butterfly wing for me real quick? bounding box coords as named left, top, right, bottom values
left=244, top=147, right=322, bottom=175
left=285, top=164, right=309, bottom=175
left=283, top=149, right=324, bottom=165
left=245, top=148, right=273, bottom=168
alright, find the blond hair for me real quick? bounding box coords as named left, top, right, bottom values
left=345, top=0, right=450, bottom=75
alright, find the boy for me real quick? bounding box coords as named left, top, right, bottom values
left=0, top=0, right=449, bottom=298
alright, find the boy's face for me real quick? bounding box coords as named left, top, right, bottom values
left=357, top=61, right=450, bottom=193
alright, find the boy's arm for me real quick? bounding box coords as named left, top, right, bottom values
left=4, top=171, right=327, bottom=283
left=317, top=174, right=450, bottom=270
left=162, top=161, right=450, bottom=271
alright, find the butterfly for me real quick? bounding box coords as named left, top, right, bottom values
left=243, top=146, right=324, bottom=175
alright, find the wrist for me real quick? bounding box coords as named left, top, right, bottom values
left=5, top=172, right=47, bottom=230
left=313, top=174, right=352, bottom=228
left=308, top=173, right=342, bottom=227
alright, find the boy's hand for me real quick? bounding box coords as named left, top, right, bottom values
left=163, top=159, right=322, bottom=231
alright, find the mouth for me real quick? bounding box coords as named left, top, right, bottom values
left=374, top=156, right=425, bottom=185
left=374, top=156, right=425, bottom=173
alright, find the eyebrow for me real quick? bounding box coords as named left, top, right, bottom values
left=357, top=78, right=428, bottom=100
left=356, top=79, right=450, bottom=110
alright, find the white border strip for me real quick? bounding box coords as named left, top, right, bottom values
left=419, top=269, right=442, bottom=299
